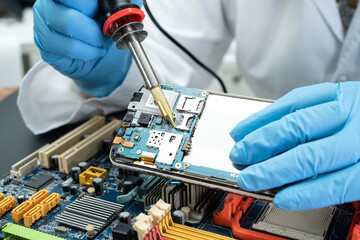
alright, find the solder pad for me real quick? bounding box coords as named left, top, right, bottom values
left=110, top=85, right=274, bottom=200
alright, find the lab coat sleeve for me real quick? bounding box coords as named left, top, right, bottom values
left=17, top=0, right=233, bottom=134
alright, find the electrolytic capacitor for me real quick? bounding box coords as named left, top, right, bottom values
left=62, top=183, right=71, bottom=193
left=17, top=194, right=25, bottom=204
left=123, top=181, right=133, bottom=194
left=70, top=185, right=78, bottom=195
left=78, top=162, right=88, bottom=172
left=71, top=167, right=81, bottom=184
left=119, top=211, right=132, bottom=224
left=50, top=155, right=59, bottom=171
left=92, top=177, right=104, bottom=196
left=172, top=210, right=185, bottom=225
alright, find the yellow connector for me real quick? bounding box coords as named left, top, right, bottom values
left=79, top=166, right=107, bottom=186
left=29, top=190, right=49, bottom=205
left=23, top=205, right=46, bottom=227
left=12, top=201, right=34, bottom=223
left=0, top=196, right=16, bottom=217
left=40, top=193, right=60, bottom=214
left=0, top=193, right=4, bottom=201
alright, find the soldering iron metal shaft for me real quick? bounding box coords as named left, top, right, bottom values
left=112, top=23, right=176, bottom=127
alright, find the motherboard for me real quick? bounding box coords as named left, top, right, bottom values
left=0, top=85, right=359, bottom=240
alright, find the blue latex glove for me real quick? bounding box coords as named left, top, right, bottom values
left=33, top=0, right=142, bottom=98
left=229, top=82, right=360, bottom=210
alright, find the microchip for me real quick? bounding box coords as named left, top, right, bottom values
left=155, top=117, right=163, bottom=125
left=24, top=173, right=54, bottom=191
left=11, top=179, right=21, bottom=186
left=61, top=192, right=69, bottom=199
left=137, top=113, right=152, bottom=126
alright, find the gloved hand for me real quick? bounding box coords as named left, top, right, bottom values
left=33, top=0, right=142, bottom=98
left=229, top=82, right=360, bottom=210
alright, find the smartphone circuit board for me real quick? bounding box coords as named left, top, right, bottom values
left=110, top=85, right=275, bottom=200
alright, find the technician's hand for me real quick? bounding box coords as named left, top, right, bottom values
left=33, top=0, right=141, bottom=97
left=229, top=82, right=360, bottom=210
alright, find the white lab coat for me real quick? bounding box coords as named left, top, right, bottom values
left=17, top=0, right=360, bottom=134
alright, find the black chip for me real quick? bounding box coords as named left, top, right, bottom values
left=131, top=92, right=143, bottom=102
left=11, top=179, right=21, bottom=186
left=123, top=112, right=134, bottom=123
left=61, top=192, right=69, bottom=199
left=24, top=173, right=54, bottom=191
left=137, top=113, right=152, bottom=126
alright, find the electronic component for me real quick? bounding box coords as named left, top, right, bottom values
left=71, top=166, right=81, bottom=184
left=78, top=162, right=88, bottom=172
left=55, top=195, right=123, bottom=239
left=28, top=190, right=49, bottom=205
left=252, top=203, right=335, bottom=240
left=87, top=187, right=95, bottom=197
left=61, top=183, right=70, bottom=193
left=12, top=201, right=34, bottom=223
left=140, top=151, right=156, bottom=165
left=146, top=130, right=183, bottom=165
left=119, top=211, right=132, bottom=224
left=24, top=173, right=54, bottom=191
left=39, top=116, right=106, bottom=169
left=176, top=113, right=195, bottom=131
left=70, top=186, right=78, bottom=195
left=0, top=196, right=16, bottom=217
left=92, top=177, right=104, bottom=196
left=23, top=204, right=46, bottom=227
left=10, top=146, right=44, bottom=179
left=172, top=210, right=185, bottom=225
left=137, top=113, right=152, bottom=126
left=54, top=226, right=68, bottom=236
left=17, top=194, right=25, bottom=204
left=113, top=222, right=134, bottom=240
left=123, top=111, right=135, bottom=124
left=58, top=119, right=122, bottom=173
left=113, top=137, right=135, bottom=148
left=79, top=166, right=107, bottom=186
left=176, top=95, right=205, bottom=114
left=51, top=155, right=59, bottom=171
left=2, top=223, right=65, bottom=240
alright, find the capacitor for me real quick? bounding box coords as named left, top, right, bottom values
left=172, top=210, right=185, bottom=225
left=119, top=211, right=132, bottom=224
left=87, top=187, right=95, bottom=197
left=70, top=185, right=78, bottom=195
left=181, top=206, right=191, bottom=220
left=61, top=172, right=67, bottom=180
left=102, top=139, right=112, bottom=154
left=71, top=166, right=81, bottom=184
left=92, top=177, right=104, bottom=196
left=78, top=162, right=88, bottom=172
left=62, top=183, right=70, bottom=193
left=50, top=155, right=59, bottom=171
left=17, top=194, right=25, bottom=204
left=123, top=181, right=133, bottom=194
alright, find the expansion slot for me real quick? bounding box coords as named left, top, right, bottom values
left=58, top=119, right=121, bottom=173
left=2, top=223, right=65, bottom=240
left=39, top=116, right=106, bottom=169
left=10, top=145, right=48, bottom=179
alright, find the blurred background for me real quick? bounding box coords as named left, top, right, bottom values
left=0, top=0, right=254, bottom=101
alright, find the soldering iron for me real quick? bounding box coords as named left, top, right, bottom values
left=98, top=0, right=176, bottom=126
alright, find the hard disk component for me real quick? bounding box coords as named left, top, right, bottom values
left=2, top=223, right=65, bottom=240
left=79, top=166, right=107, bottom=186
left=24, top=173, right=54, bottom=191
left=134, top=199, right=233, bottom=240
left=213, top=193, right=285, bottom=240
left=55, top=195, right=123, bottom=239
left=176, top=95, right=205, bottom=114
left=252, top=203, right=336, bottom=240
left=146, top=130, right=183, bottom=165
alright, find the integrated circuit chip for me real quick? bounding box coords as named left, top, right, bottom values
left=24, top=173, right=54, bottom=191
